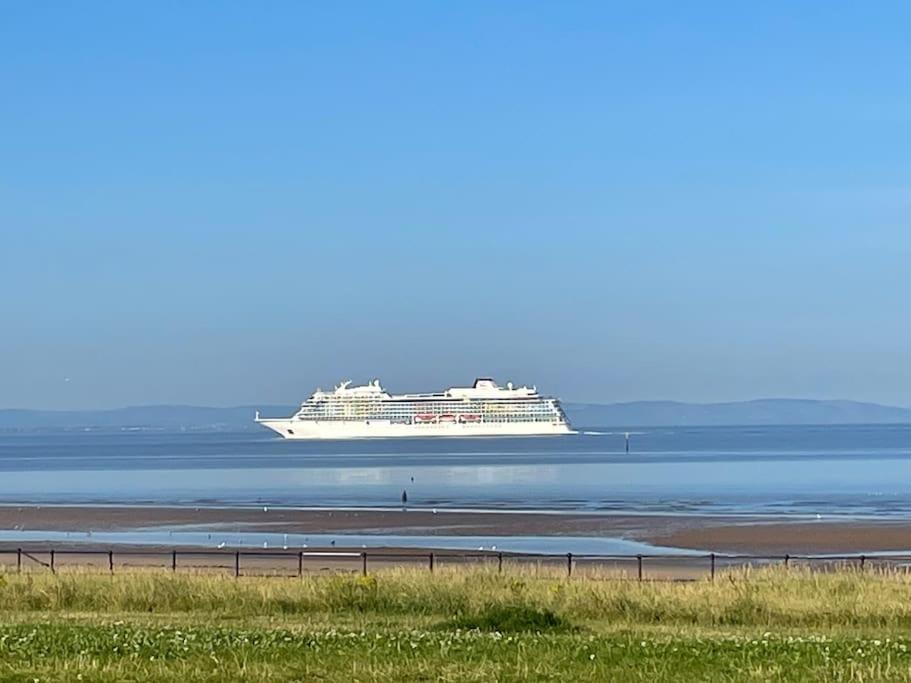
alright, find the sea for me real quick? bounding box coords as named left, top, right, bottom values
left=1, top=423, right=910, bottom=518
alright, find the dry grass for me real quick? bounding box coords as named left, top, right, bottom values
left=2, top=564, right=911, bottom=628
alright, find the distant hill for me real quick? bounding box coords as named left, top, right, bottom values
left=1, top=399, right=909, bottom=432
left=0, top=405, right=293, bottom=432
left=566, top=399, right=911, bottom=427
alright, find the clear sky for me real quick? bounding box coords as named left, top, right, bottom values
left=2, top=2, right=910, bottom=409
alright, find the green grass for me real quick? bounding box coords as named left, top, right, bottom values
left=443, top=603, right=572, bottom=633
left=3, top=566, right=911, bottom=680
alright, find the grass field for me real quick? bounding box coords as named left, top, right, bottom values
left=3, top=566, right=911, bottom=681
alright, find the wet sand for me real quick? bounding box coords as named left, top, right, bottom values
left=646, top=521, right=911, bottom=555
left=0, top=504, right=712, bottom=539
left=2, top=505, right=911, bottom=557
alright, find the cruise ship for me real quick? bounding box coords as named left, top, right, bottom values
left=255, top=378, right=574, bottom=439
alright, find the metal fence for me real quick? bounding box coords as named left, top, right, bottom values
left=1, top=548, right=908, bottom=581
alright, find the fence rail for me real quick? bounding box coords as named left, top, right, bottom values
left=1, top=547, right=908, bottom=581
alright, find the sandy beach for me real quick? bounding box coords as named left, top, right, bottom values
left=646, top=520, right=911, bottom=555
left=2, top=505, right=911, bottom=581
left=2, top=505, right=911, bottom=556
left=0, top=504, right=705, bottom=539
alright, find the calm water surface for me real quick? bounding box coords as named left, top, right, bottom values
left=1, top=425, right=910, bottom=518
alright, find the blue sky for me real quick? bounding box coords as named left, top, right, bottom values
left=2, top=2, right=910, bottom=409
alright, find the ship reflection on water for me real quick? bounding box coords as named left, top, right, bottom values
left=0, top=425, right=910, bottom=518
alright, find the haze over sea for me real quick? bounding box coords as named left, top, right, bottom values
left=3, top=424, right=911, bottom=519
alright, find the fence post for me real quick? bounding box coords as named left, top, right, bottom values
left=710, top=553, right=716, bottom=581
left=17, top=548, right=21, bottom=574
left=172, top=550, right=177, bottom=572
left=234, top=551, right=240, bottom=578
left=298, top=551, right=303, bottom=578
left=108, top=550, right=114, bottom=574
left=498, top=552, right=503, bottom=574
left=784, top=554, right=790, bottom=569
left=860, top=555, right=866, bottom=570
left=429, top=552, right=434, bottom=573
left=361, top=552, right=368, bottom=577
left=567, top=553, right=573, bottom=577
left=50, top=549, right=55, bottom=574
left=637, top=554, right=643, bottom=582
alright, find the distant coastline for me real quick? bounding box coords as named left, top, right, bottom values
left=1, top=398, right=910, bottom=432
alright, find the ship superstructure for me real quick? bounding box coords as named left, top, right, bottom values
left=255, top=378, right=573, bottom=439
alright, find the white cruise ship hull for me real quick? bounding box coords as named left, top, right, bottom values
left=256, top=377, right=574, bottom=439
left=256, top=419, right=575, bottom=440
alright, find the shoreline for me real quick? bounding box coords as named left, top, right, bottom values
left=1, top=505, right=911, bottom=555
left=0, top=504, right=711, bottom=538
